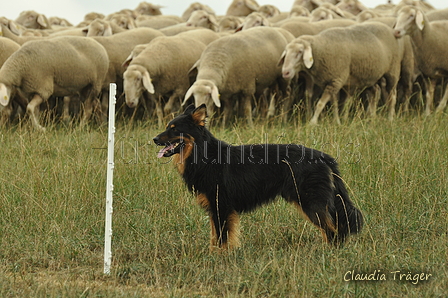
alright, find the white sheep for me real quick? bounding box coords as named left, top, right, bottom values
left=0, top=23, right=41, bottom=45
left=257, top=5, right=281, bottom=18
left=134, top=2, right=163, bottom=16
left=186, top=10, right=219, bottom=31
left=310, top=5, right=355, bottom=22
left=0, top=36, right=109, bottom=131
left=217, top=16, right=244, bottom=32
left=90, top=27, right=164, bottom=119
left=336, top=0, right=368, bottom=15
left=237, top=12, right=271, bottom=31
left=123, top=32, right=215, bottom=126
left=181, top=2, right=216, bottom=21
left=135, top=15, right=183, bottom=29
left=0, top=37, right=21, bottom=124
left=226, top=0, right=260, bottom=17
left=277, top=18, right=356, bottom=37
left=84, top=19, right=126, bottom=36
left=393, top=5, right=448, bottom=115
left=183, top=27, right=294, bottom=126
left=279, top=22, right=402, bottom=124
left=292, top=0, right=321, bottom=13
left=14, top=10, right=51, bottom=29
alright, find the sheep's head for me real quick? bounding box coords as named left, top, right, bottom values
left=186, top=10, right=218, bottom=29
left=226, top=0, right=260, bottom=17
left=257, top=5, right=280, bottom=18
left=336, top=0, right=367, bottom=15
left=393, top=6, right=425, bottom=38
left=237, top=12, right=269, bottom=31
left=183, top=80, right=220, bottom=109
left=0, top=83, right=11, bottom=107
left=123, top=65, right=154, bottom=108
left=85, top=19, right=113, bottom=37
left=278, top=38, right=314, bottom=80
left=134, top=3, right=163, bottom=16
left=310, top=8, right=334, bottom=22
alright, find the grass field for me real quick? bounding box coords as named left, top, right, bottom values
left=0, top=111, right=447, bottom=297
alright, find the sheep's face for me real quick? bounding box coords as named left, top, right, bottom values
left=393, top=6, right=424, bottom=38
left=135, top=3, right=162, bottom=16
left=279, top=40, right=313, bottom=80
left=184, top=80, right=220, bottom=109
left=241, top=12, right=268, bottom=30
left=123, top=66, right=155, bottom=108
left=310, top=9, right=333, bottom=22
left=186, top=10, right=210, bottom=27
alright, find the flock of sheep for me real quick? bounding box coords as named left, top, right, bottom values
left=0, top=0, right=447, bottom=130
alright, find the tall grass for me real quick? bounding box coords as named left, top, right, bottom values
left=0, top=114, right=446, bottom=297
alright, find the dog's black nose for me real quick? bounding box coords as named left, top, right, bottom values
left=153, top=137, right=159, bottom=144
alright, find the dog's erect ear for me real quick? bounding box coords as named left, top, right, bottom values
left=191, top=104, right=207, bottom=126
left=183, top=104, right=196, bottom=115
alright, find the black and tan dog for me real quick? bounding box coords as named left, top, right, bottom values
left=153, top=104, right=363, bottom=250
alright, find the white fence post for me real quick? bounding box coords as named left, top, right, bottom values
left=104, top=83, right=116, bottom=275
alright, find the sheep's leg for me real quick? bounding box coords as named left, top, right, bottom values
left=163, top=94, right=178, bottom=115
left=0, top=103, right=13, bottom=126
left=80, top=96, right=95, bottom=127
left=310, top=85, right=340, bottom=125
left=303, top=73, right=314, bottom=120
left=222, top=103, right=232, bottom=128
left=27, top=94, right=45, bottom=131
left=435, top=84, right=448, bottom=114
left=424, top=78, right=436, bottom=116
left=62, top=96, right=71, bottom=124
left=331, top=93, right=341, bottom=125
left=310, top=91, right=332, bottom=125
left=387, top=88, right=397, bottom=121
left=243, top=94, right=253, bottom=127
left=100, top=91, right=109, bottom=123
left=155, top=95, right=164, bottom=128
left=366, top=85, right=381, bottom=118
left=267, top=92, right=276, bottom=119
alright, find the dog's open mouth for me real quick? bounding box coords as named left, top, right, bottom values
left=157, top=142, right=181, bottom=158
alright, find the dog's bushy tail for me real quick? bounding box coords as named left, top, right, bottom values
left=331, top=171, right=363, bottom=245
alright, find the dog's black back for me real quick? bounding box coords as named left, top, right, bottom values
left=154, top=104, right=363, bottom=250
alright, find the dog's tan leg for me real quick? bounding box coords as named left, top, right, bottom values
left=209, top=210, right=241, bottom=252
left=291, top=201, right=337, bottom=244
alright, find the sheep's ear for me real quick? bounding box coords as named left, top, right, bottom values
left=303, top=45, right=314, bottom=69
left=9, top=21, right=22, bottom=35
left=127, top=19, right=137, bottom=29
left=333, top=7, right=345, bottom=18
left=37, top=14, right=48, bottom=28
left=262, top=18, right=270, bottom=26
left=142, top=71, right=155, bottom=94
left=277, top=50, right=286, bottom=67
left=245, top=0, right=260, bottom=11
left=415, top=10, right=425, bottom=30
left=191, top=104, right=207, bottom=126
left=103, top=25, right=113, bottom=36
left=0, top=84, right=10, bottom=106
left=210, top=84, right=221, bottom=108
left=209, top=15, right=219, bottom=27
left=182, top=86, right=194, bottom=106
left=122, top=53, right=134, bottom=69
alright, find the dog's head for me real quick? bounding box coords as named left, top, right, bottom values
left=153, top=104, right=207, bottom=158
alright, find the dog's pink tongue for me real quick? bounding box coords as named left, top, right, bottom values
left=157, top=144, right=175, bottom=158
